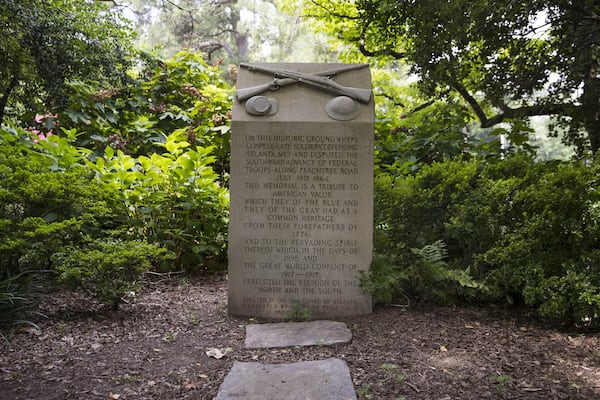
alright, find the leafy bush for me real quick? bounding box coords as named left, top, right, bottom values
left=54, top=239, right=173, bottom=309
left=90, top=129, right=229, bottom=272
left=373, top=154, right=600, bottom=327
left=407, top=241, right=484, bottom=303
left=57, top=51, right=232, bottom=272
left=0, top=126, right=141, bottom=325
left=4, top=51, right=232, bottom=277
left=363, top=241, right=484, bottom=306
left=62, top=50, right=233, bottom=175
left=1, top=122, right=178, bottom=314
left=524, top=269, right=600, bottom=326
left=0, top=127, right=126, bottom=274
left=0, top=271, right=49, bottom=333
left=360, top=253, right=408, bottom=305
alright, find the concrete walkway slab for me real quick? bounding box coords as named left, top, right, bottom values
left=244, top=320, right=352, bottom=348
left=215, top=358, right=357, bottom=400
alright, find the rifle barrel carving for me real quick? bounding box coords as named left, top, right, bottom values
left=236, top=63, right=371, bottom=103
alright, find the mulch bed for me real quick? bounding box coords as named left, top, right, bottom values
left=1, top=275, right=599, bottom=400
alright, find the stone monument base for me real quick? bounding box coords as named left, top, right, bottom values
left=215, top=358, right=357, bottom=400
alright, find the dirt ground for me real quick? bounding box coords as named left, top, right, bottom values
left=1, top=275, right=599, bottom=400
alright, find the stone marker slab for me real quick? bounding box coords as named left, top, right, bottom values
left=228, top=62, right=374, bottom=319
left=244, top=320, right=352, bottom=348
left=215, top=358, right=357, bottom=400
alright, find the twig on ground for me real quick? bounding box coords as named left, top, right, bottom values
left=406, top=382, right=420, bottom=392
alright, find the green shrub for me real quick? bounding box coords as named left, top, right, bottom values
left=0, top=127, right=126, bottom=274
left=0, top=126, right=133, bottom=326
left=54, top=239, right=173, bottom=309
left=407, top=241, right=484, bottom=303
left=363, top=241, right=485, bottom=305
left=360, top=253, right=408, bottom=305
left=91, top=129, right=229, bottom=272
left=0, top=271, right=49, bottom=333
left=524, top=269, right=600, bottom=327
left=373, top=154, right=600, bottom=326
left=58, top=51, right=232, bottom=272
left=476, top=158, right=600, bottom=313
left=62, top=50, right=233, bottom=173
left=1, top=49, right=233, bottom=328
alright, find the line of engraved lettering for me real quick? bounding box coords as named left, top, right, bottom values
left=292, top=143, right=357, bottom=151
left=271, top=190, right=307, bottom=197
left=243, top=278, right=281, bottom=285
left=276, top=246, right=310, bottom=254
left=245, top=135, right=271, bottom=142
left=258, top=287, right=281, bottom=293
left=243, top=222, right=264, bottom=229
left=282, top=271, right=319, bottom=278
left=332, top=298, right=358, bottom=305
left=245, top=198, right=267, bottom=204
left=286, top=159, right=317, bottom=166
left=259, top=262, right=281, bottom=269
left=328, top=159, right=358, bottom=167
left=242, top=297, right=268, bottom=302
left=297, top=166, right=338, bottom=174
left=246, top=150, right=292, bottom=158
left=268, top=222, right=290, bottom=229
left=245, top=166, right=271, bottom=173
left=274, top=166, right=296, bottom=174
left=287, top=239, right=358, bottom=247
left=243, top=245, right=272, bottom=253
left=309, top=151, right=345, bottom=158
left=263, top=182, right=298, bottom=189
left=310, top=191, right=332, bottom=198
left=301, top=215, right=334, bottom=222
left=305, top=136, right=358, bottom=143
left=245, top=158, right=285, bottom=166
left=298, top=279, right=331, bottom=287
left=318, top=288, right=343, bottom=295
left=272, top=135, right=306, bottom=142
left=267, top=214, right=298, bottom=221
left=246, top=142, right=292, bottom=149
left=292, top=222, right=346, bottom=231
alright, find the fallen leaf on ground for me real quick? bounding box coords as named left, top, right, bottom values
left=184, top=381, right=197, bottom=389
left=205, top=348, right=226, bottom=359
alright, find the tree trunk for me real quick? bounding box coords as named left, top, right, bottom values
left=0, top=73, right=19, bottom=125
left=229, top=2, right=249, bottom=62
left=234, top=31, right=249, bottom=62
left=582, top=66, right=600, bottom=154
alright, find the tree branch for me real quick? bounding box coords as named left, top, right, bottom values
left=359, top=38, right=405, bottom=59
left=453, top=83, right=490, bottom=124
left=195, top=41, right=235, bottom=60
left=307, top=0, right=360, bottom=20
left=160, top=0, right=195, bottom=34
left=161, top=0, right=193, bottom=13
left=409, top=99, right=436, bottom=115
left=374, top=91, right=405, bottom=107
left=453, top=82, right=579, bottom=128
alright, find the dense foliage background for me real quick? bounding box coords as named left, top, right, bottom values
left=1, top=0, right=599, bottom=332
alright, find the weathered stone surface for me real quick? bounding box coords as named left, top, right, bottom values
left=228, top=63, right=374, bottom=319
left=215, top=358, right=357, bottom=400
left=244, top=320, right=352, bottom=348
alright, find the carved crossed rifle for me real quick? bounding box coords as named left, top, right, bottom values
left=236, top=63, right=372, bottom=104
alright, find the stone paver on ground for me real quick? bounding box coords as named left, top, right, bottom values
left=215, top=358, right=357, bottom=400
left=244, top=320, right=352, bottom=348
